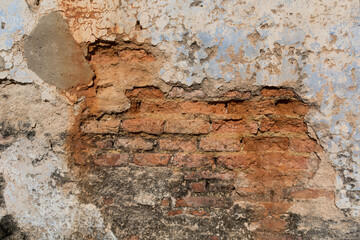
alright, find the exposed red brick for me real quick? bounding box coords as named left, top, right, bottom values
left=260, top=202, right=292, bottom=215
left=275, top=100, right=309, bottom=116
left=261, top=153, right=309, bottom=170
left=217, top=154, right=256, bottom=170
left=244, top=137, right=289, bottom=151
left=289, top=138, right=318, bottom=153
left=160, top=198, right=170, bottom=207
left=259, top=216, right=287, bottom=232
left=179, top=101, right=226, bottom=114
left=122, top=118, right=164, bottom=135
left=125, top=87, right=164, bottom=99
left=189, top=181, right=207, bottom=193
left=186, top=210, right=210, bottom=217
left=165, top=119, right=210, bottom=134
left=223, top=91, right=251, bottom=100
left=93, top=152, right=129, bottom=166
left=139, top=100, right=180, bottom=114
left=81, top=119, right=120, bottom=134
left=260, top=117, right=307, bottom=133
left=115, top=137, right=154, bottom=150
left=172, top=153, right=214, bottom=168
left=289, top=189, right=333, bottom=199
left=133, top=153, right=171, bottom=166
left=200, top=137, right=240, bottom=152
left=159, top=138, right=197, bottom=152
left=184, top=171, right=236, bottom=181
left=175, top=197, right=232, bottom=208
left=261, top=88, right=296, bottom=97
left=208, top=181, right=234, bottom=193
left=167, top=210, right=183, bottom=216
left=212, top=120, right=258, bottom=134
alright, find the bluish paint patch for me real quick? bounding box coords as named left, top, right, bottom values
left=0, top=0, right=25, bottom=50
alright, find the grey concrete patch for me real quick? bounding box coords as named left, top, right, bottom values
left=24, top=12, right=93, bottom=90
left=0, top=56, right=5, bottom=71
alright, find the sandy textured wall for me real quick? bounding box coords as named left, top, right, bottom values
left=0, top=0, right=359, bottom=239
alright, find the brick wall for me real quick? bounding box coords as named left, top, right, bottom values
left=69, top=83, right=330, bottom=238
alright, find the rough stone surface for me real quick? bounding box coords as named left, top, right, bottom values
left=0, top=0, right=359, bottom=239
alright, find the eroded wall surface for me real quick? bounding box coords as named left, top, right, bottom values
left=0, top=0, right=359, bottom=239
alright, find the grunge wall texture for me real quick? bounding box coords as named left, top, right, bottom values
left=0, top=0, right=359, bottom=239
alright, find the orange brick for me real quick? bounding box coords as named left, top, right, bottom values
left=290, top=188, right=333, bottom=199
left=125, top=87, right=164, bottom=99
left=139, top=100, right=179, bottom=114
left=81, top=119, right=120, bottom=134
left=259, top=216, right=287, bottom=232
left=184, top=171, right=236, bottom=181
left=167, top=210, right=183, bottom=216
left=165, top=120, right=210, bottom=134
left=217, top=154, right=256, bottom=170
left=172, top=153, right=214, bottom=168
left=186, top=210, right=210, bottom=217
left=275, top=100, right=309, bottom=116
left=122, top=118, right=164, bottom=135
left=243, top=137, right=289, bottom=151
left=200, top=137, right=240, bottom=152
left=179, top=101, right=226, bottom=114
left=133, top=153, right=171, bottom=166
left=93, top=152, right=129, bottom=166
left=159, top=138, right=197, bottom=152
left=261, top=88, right=295, bottom=97
left=223, top=91, right=251, bottom=100
left=115, top=137, right=154, bottom=150
left=260, top=117, right=307, bottom=133
left=261, top=153, right=308, bottom=170
left=189, top=181, right=207, bottom=193
left=212, top=120, right=258, bottom=134
left=289, top=138, right=318, bottom=153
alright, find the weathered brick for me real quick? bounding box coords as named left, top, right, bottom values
left=185, top=210, right=210, bottom=217
left=122, top=118, right=164, bottom=135
left=200, top=137, right=240, bottom=152
left=259, top=216, right=287, bottom=232
left=289, top=138, right=318, bottom=153
left=289, top=188, right=333, bottom=199
left=228, top=100, right=275, bottom=115
left=139, top=100, right=179, bottom=114
left=275, top=100, right=309, bottom=116
left=172, top=153, right=214, bottom=168
left=217, top=154, right=256, bottom=170
left=260, top=117, right=307, bottom=133
left=212, top=120, right=258, bottom=134
left=133, top=153, right=171, bottom=166
left=179, top=101, right=226, bottom=114
left=165, top=120, right=210, bottom=134
left=159, top=138, right=197, bottom=152
left=175, top=197, right=232, bottom=208
left=223, top=90, right=251, bottom=100
left=208, top=181, right=234, bottom=193
left=261, top=88, right=296, bottom=97
left=184, top=171, right=236, bottom=181
left=81, top=119, right=120, bottom=134
left=93, top=152, right=129, bottom=166
left=115, top=137, right=154, bottom=150
left=244, top=137, right=289, bottom=151
left=189, top=181, right=207, bottom=193
left=167, top=210, right=183, bottom=216
left=260, top=153, right=308, bottom=170
left=125, top=87, right=164, bottom=99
